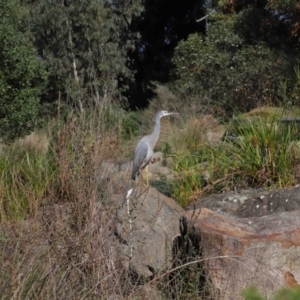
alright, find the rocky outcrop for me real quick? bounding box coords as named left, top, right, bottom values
left=187, top=185, right=300, bottom=218
left=186, top=188, right=270, bottom=217
left=111, top=184, right=300, bottom=298
left=184, top=206, right=300, bottom=300
left=113, top=186, right=184, bottom=280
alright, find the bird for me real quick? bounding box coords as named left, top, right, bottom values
left=132, top=110, right=179, bottom=185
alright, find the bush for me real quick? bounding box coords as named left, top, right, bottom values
left=0, top=0, right=47, bottom=142
left=171, top=12, right=292, bottom=112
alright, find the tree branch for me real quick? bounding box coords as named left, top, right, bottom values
left=196, top=9, right=215, bottom=22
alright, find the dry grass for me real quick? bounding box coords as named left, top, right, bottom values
left=0, top=108, right=141, bottom=299
left=13, top=130, right=50, bottom=155
left=140, top=85, right=212, bottom=131
left=138, top=86, right=225, bottom=155
left=169, top=114, right=224, bottom=152
left=0, top=202, right=132, bottom=299
left=241, top=105, right=300, bottom=119
left=146, top=85, right=214, bottom=116
left=0, top=106, right=214, bottom=299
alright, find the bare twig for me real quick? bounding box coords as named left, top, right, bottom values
left=126, top=188, right=133, bottom=259
left=196, top=10, right=215, bottom=22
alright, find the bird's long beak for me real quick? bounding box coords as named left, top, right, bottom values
left=168, top=112, right=179, bottom=115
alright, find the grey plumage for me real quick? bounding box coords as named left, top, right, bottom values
left=132, top=110, right=179, bottom=181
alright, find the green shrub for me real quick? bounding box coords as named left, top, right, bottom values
left=171, top=12, right=291, bottom=112
left=0, top=0, right=47, bottom=143
left=170, top=109, right=300, bottom=206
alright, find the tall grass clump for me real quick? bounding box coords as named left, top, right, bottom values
left=0, top=105, right=144, bottom=299
left=0, top=142, right=54, bottom=223
left=169, top=107, right=300, bottom=206
left=163, top=113, right=225, bottom=206
left=225, top=114, right=299, bottom=187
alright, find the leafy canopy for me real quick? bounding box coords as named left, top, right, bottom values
left=0, top=0, right=47, bottom=142
left=28, top=0, right=143, bottom=109
left=171, top=11, right=293, bottom=111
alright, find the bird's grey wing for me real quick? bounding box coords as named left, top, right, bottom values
left=132, top=141, right=148, bottom=180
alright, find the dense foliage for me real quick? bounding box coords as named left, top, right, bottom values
left=0, top=0, right=47, bottom=142
left=2, top=0, right=300, bottom=141
left=28, top=0, right=143, bottom=111
left=171, top=12, right=294, bottom=111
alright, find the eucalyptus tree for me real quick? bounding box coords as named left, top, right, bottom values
left=28, top=0, right=143, bottom=111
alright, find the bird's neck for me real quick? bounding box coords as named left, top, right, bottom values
left=149, top=117, right=161, bottom=148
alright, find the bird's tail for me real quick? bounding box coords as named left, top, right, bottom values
left=131, top=171, right=139, bottom=181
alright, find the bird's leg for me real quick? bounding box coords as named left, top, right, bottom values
left=145, top=165, right=149, bottom=186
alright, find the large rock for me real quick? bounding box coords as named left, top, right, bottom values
left=184, top=207, right=300, bottom=300
left=113, top=186, right=184, bottom=280
left=187, top=185, right=300, bottom=218
left=186, top=188, right=270, bottom=217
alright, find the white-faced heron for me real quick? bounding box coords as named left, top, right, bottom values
left=132, top=110, right=179, bottom=184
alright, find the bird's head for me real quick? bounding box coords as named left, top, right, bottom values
left=158, top=110, right=179, bottom=118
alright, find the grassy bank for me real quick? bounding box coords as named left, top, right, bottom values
left=1, top=103, right=300, bottom=298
